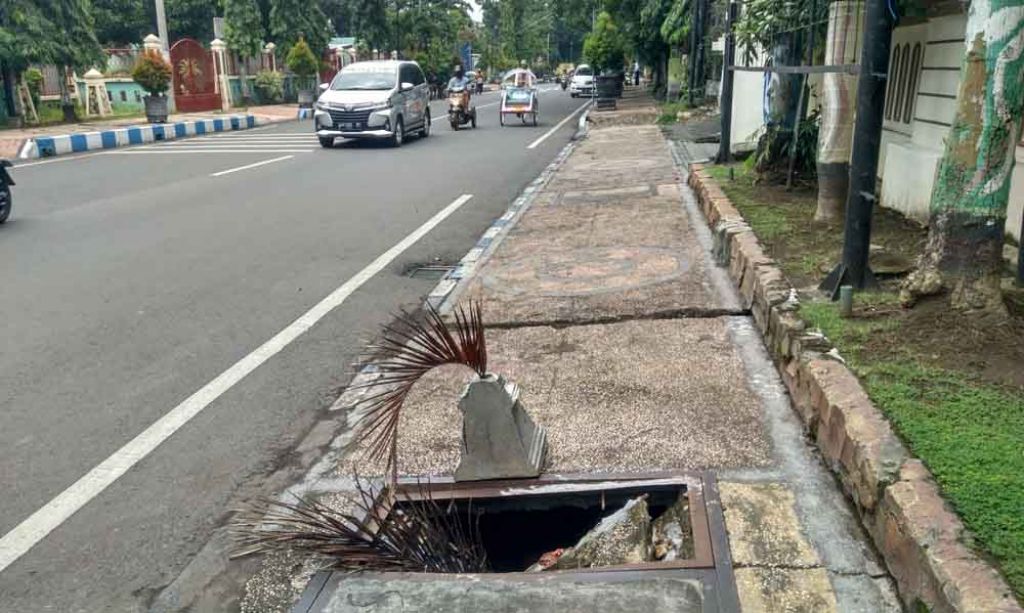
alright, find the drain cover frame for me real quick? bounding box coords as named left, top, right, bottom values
left=292, top=472, right=739, bottom=613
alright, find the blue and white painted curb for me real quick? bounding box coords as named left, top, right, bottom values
left=18, top=114, right=259, bottom=159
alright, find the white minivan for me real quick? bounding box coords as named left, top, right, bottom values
left=569, top=64, right=595, bottom=98
left=314, top=60, right=431, bottom=148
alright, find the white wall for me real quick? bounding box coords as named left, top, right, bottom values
left=727, top=45, right=767, bottom=153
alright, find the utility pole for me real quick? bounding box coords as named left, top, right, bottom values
left=154, top=0, right=170, bottom=55
left=820, top=0, right=894, bottom=296
left=717, top=2, right=738, bottom=163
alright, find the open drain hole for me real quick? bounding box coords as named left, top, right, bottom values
left=390, top=474, right=711, bottom=573
left=403, top=261, right=456, bottom=280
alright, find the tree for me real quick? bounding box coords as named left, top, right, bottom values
left=92, top=0, right=151, bottom=46
left=270, top=0, right=331, bottom=58
left=166, top=0, right=223, bottom=41
left=224, top=0, right=264, bottom=100
left=814, top=0, right=862, bottom=224
left=584, top=11, right=625, bottom=73
left=351, top=0, right=389, bottom=52
left=285, top=36, right=319, bottom=88
left=0, top=0, right=57, bottom=118
left=900, top=0, right=1024, bottom=314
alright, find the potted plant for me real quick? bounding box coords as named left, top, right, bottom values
left=132, top=50, right=173, bottom=123
left=286, top=38, right=320, bottom=108
left=254, top=69, right=285, bottom=104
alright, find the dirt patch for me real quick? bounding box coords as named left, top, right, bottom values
left=855, top=294, right=1024, bottom=389
left=707, top=163, right=1024, bottom=391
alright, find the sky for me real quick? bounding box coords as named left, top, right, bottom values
left=468, top=0, right=483, bottom=22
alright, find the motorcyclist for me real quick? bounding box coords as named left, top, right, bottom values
left=447, top=65, right=471, bottom=110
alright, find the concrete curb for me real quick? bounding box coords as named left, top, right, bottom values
left=687, top=165, right=1022, bottom=613
left=18, top=114, right=262, bottom=159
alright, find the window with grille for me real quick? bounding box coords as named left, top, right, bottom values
left=883, top=28, right=927, bottom=134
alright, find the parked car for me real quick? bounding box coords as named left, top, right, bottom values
left=313, top=60, right=431, bottom=148
left=569, top=64, right=595, bottom=98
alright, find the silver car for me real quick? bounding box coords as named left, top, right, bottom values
left=314, top=60, right=431, bottom=148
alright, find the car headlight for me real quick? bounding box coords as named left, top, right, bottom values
left=314, top=100, right=328, bottom=111
left=363, top=101, right=391, bottom=111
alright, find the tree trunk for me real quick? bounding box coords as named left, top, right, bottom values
left=1, top=62, right=19, bottom=120
left=59, top=67, right=77, bottom=122
left=239, top=56, right=251, bottom=104
left=901, top=0, right=1024, bottom=313
left=815, top=0, right=863, bottom=224
left=766, top=33, right=801, bottom=130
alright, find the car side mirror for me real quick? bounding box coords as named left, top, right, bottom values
left=318, top=83, right=329, bottom=94
left=401, top=82, right=414, bottom=92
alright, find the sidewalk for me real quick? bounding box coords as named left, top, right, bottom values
left=169, top=92, right=900, bottom=612
left=0, top=103, right=300, bottom=158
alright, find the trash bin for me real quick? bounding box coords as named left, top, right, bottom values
left=596, top=75, right=619, bottom=100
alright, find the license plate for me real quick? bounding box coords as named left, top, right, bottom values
left=345, top=123, right=356, bottom=130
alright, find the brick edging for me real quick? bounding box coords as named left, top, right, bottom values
left=688, top=164, right=1022, bottom=613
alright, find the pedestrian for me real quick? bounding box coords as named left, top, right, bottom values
left=633, top=61, right=641, bottom=87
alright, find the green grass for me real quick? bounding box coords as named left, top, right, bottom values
left=802, top=299, right=1024, bottom=598
left=708, top=160, right=1024, bottom=600
left=657, top=101, right=692, bottom=124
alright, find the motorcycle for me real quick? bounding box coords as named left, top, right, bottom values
left=447, top=86, right=477, bottom=131
left=560, top=75, right=568, bottom=91
left=0, top=160, right=14, bottom=224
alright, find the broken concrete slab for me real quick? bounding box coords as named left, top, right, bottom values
left=652, top=492, right=694, bottom=561
left=553, top=495, right=652, bottom=569
left=305, top=575, right=704, bottom=613
left=454, top=374, right=546, bottom=481
left=338, top=318, right=773, bottom=479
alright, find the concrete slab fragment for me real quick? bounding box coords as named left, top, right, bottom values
left=339, top=318, right=772, bottom=479
left=308, top=575, right=704, bottom=613
left=734, top=567, right=839, bottom=613
left=719, top=483, right=820, bottom=568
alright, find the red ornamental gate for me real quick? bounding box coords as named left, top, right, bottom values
left=169, top=38, right=219, bottom=113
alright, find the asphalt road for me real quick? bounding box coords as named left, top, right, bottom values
left=0, top=86, right=588, bottom=611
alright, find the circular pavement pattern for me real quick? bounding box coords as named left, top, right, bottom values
left=482, top=246, right=689, bottom=298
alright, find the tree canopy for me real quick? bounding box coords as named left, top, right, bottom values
left=0, top=0, right=103, bottom=71
left=224, top=0, right=265, bottom=57
left=583, top=10, right=624, bottom=72
left=270, top=0, right=331, bottom=57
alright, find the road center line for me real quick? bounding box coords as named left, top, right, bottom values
left=210, top=155, right=294, bottom=177
left=526, top=101, right=591, bottom=150
left=0, top=193, right=474, bottom=574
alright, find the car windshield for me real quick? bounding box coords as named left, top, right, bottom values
left=331, top=67, right=396, bottom=91
left=575, top=66, right=593, bottom=76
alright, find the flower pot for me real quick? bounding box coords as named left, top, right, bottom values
left=297, top=89, right=314, bottom=109
left=143, top=95, right=168, bottom=124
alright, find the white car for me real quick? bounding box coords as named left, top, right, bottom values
left=569, top=64, right=595, bottom=98
left=313, top=60, right=431, bottom=148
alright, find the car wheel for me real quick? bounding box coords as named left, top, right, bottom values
left=0, top=184, right=10, bottom=224
left=420, top=110, right=431, bottom=137
left=318, top=136, right=335, bottom=148
left=390, top=117, right=404, bottom=147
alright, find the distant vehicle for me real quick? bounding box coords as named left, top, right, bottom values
left=0, top=160, right=13, bottom=224
left=313, top=60, right=431, bottom=148
left=569, top=64, right=595, bottom=98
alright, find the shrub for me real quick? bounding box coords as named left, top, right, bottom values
left=254, top=70, right=284, bottom=103
left=584, top=12, right=625, bottom=74
left=24, top=68, right=44, bottom=110
left=132, top=50, right=172, bottom=96
left=285, top=37, right=319, bottom=78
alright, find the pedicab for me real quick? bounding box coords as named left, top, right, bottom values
left=499, top=68, right=539, bottom=127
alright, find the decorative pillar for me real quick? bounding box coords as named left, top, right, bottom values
left=82, top=68, right=112, bottom=117
left=210, top=38, right=232, bottom=111
left=263, top=42, right=277, bottom=72
left=143, top=34, right=163, bottom=55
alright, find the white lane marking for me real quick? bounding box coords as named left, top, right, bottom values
left=210, top=155, right=293, bottom=177
left=14, top=156, right=89, bottom=169
left=526, top=101, right=591, bottom=150
left=0, top=193, right=475, bottom=574
left=107, top=149, right=314, bottom=154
